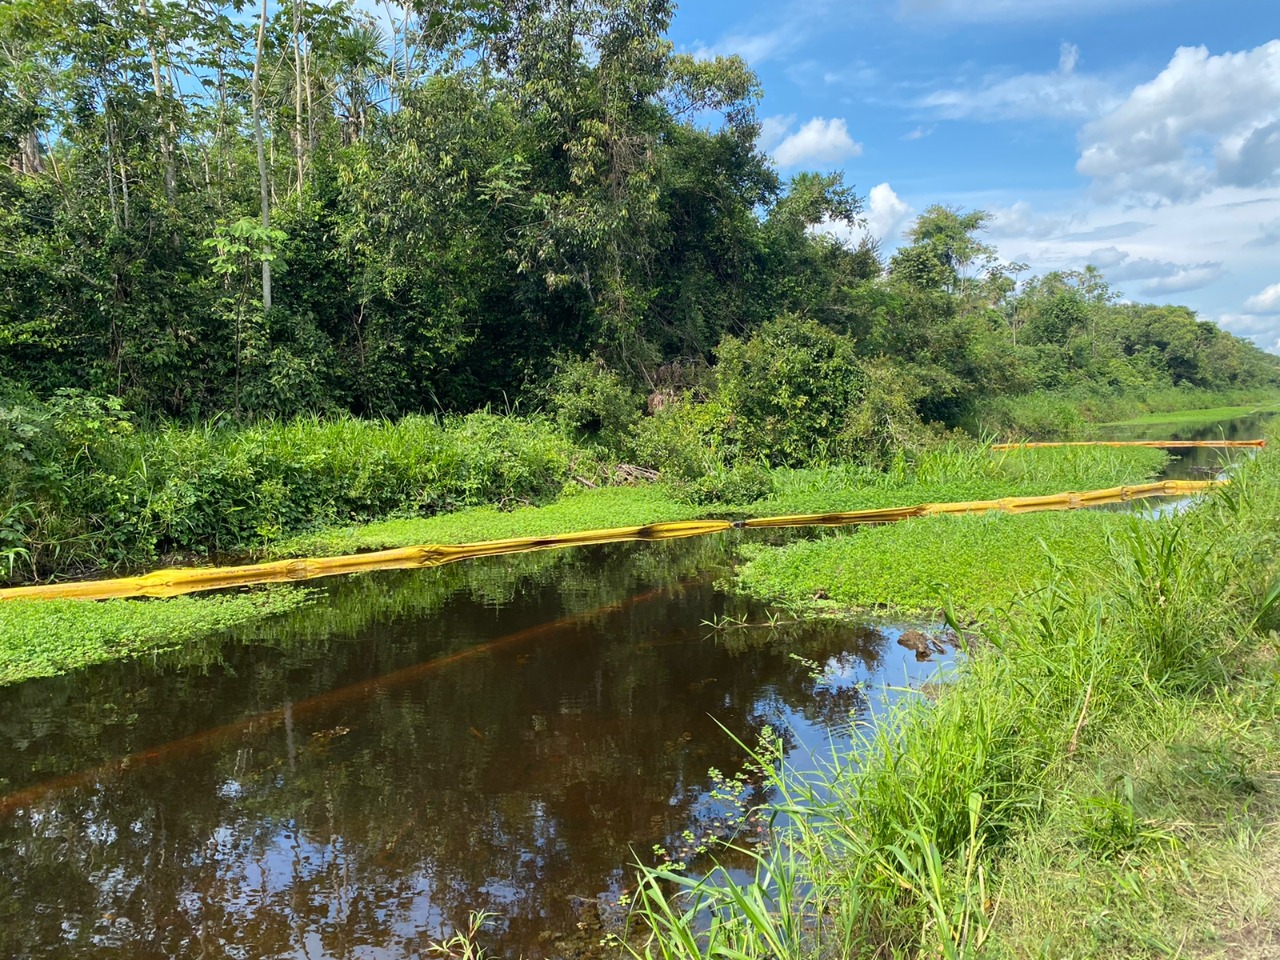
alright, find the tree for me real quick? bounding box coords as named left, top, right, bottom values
left=894, top=205, right=995, bottom=297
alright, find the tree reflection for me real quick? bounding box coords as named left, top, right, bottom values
left=0, top=534, right=916, bottom=959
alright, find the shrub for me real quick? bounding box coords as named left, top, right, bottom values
left=629, top=395, right=730, bottom=481
left=681, top=462, right=776, bottom=505
left=545, top=356, right=643, bottom=452
left=715, top=314, right=866, bottom=467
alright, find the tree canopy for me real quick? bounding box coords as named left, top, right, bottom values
left=0, top=0, right=1275, bottom=420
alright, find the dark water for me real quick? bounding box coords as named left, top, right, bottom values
left=0, top=534, right=947, bottom=959
left=1092, top=410, right=1276, bottom=479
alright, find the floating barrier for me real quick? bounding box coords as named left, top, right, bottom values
left=992, top=440, right=1266, bottom=450
left=0, top=480, right=1224, bottom=604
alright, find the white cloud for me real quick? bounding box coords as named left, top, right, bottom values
left=1244, top=283, right=1280, bottom=314
left=898, top=0, right=1168, bottom=21
left=1059, top=221, right=1151, bottom=242
left=1142, top=265, right=1227, bottom=295
left=1246, top=217, right=1280, bottom=248
left=1058, top=42, right=1080, bottom=75
left=771, top=117, right=862, bottom=167
left=758, top=114, right=795, bottom=153
left=1082, top=248, right=1225, bottom=294
left=1077, top=41, right=1280, bottom=201
left=1085, top=246, right=1129, bottom=269
left=903, top=125, right=934, bottom=140
left=822, top=62, right=880, bottom=88
left=863, top=183, right=914, bottom=243
left=991, top=201, right=1070, bottom=240
left=689, top=24, right=803, bottom=65
left=1218, top=313, right=1280, bottom=339
left=919, top=43, right=1116, bottom=121
left=812, top=182, right=914, bottom=250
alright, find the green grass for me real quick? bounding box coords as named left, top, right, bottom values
left=273, top=445, right=1168, bottom=558
left=0, top=588, right=314, bottom=685
left=1099, top=402, right=1280, bottom=427
left=268, top=484, right=705, bottom=557
left=630, top=424, right=1280, bottom=960
left=984, top=672, right=1280, bottom=958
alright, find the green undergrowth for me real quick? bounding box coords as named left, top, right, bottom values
left=0, top=588, right=315, bottom=686
left=1, top=403, right=590, bottom=583
left=630, top=426, right=1280, bottom=959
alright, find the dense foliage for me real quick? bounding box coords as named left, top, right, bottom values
left=2, top=0, right=1275, bottom=421
left=0, top=397, right=585, bottom=579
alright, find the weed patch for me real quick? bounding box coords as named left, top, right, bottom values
left=0, top=588, right=313, bottom=685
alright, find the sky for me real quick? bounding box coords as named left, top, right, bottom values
left=664, top=0, right=1280, bottom=352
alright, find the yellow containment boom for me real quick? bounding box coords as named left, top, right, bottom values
left=0, top=479, right=1223, bottom=604
left=992, top=440, right=1266, bottom=450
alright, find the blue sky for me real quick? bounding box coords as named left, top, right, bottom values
left=665, top=0, right=1280, bottom=352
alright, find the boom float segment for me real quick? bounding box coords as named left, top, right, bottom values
left=991, top=440, right=1266, bottom=450
left=0, top=480, right=1224, bottom=603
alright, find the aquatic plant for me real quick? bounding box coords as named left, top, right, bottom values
left=0, top=588, right=314, bottom=685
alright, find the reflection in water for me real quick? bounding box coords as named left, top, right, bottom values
left=1093, top=411, right=1276, bottom=479
left=0, top=535, right=947, bottom=959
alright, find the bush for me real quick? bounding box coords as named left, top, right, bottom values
left=840, top=357, right=932, bottom=467
left=629, top=395, right=730, bottom=482
left=715, top=314, right=867, bottom=467
left=681, top=462, right=775, bottom=505
left=545, top=356, right=643, bottom=452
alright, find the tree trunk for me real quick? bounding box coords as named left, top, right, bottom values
left=17, top=130, right=44, bottom=174
left=292, top=0, right=305, bottom=198
left=251, top=0, right=272, bottom=310
left=138, top=0, right=176, bottom=202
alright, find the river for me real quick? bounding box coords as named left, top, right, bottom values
left=0, top=413, right=1268, bottom=959
left=0, top=532, right=948, bottom=959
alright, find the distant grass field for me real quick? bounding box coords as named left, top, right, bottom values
left=1099, top=402, right=1280, bottom=427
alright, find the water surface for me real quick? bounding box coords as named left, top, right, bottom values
left=1092, top=410, right=1275, bottom=479
left=0, top=535, right=945, bottom=959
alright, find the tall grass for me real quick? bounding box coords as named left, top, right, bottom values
left=628, top=429, right=1280, bottom=958
left=1, top=407, right=589, bottom=582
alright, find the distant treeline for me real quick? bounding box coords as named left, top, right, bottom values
left=1, top=0, right=1276, bottom=423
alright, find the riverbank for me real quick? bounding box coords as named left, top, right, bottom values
left=0, top=444, right=1167, bottom=685
left=634, top=421, right=1280, bottom=959
left=969, top=385, right=1280, bottom=439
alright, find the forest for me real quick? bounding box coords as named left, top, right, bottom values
left=2, top=0, right=1279, bottom=582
